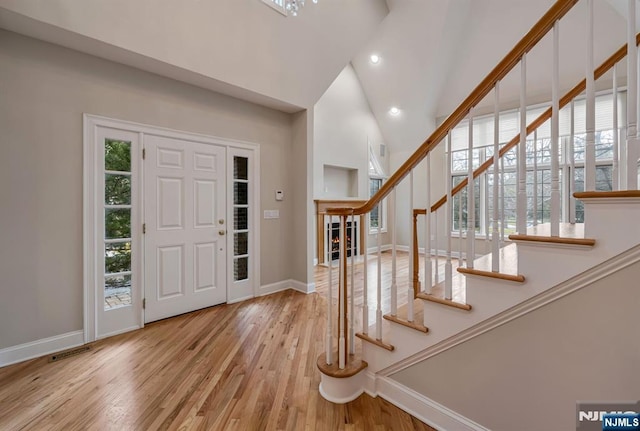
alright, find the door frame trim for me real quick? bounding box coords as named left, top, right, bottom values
left=83, top=114, right=261, bottom=343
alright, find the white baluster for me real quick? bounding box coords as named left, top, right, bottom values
left=551, top=20, right=561, bottom=237
left=338, top=216, right=345, bottom=369
left=533, top=130, right=539, bottom=226
left=391, top=187, right=397, bottom=316
left=500, top=156, right=505, bottom=243
left=434, top=210, right=439, bottom=285
left=613, top=64, right=619, bottom=191
left=362, top=214, right=369, bottom=335
left=627, top=0, right=638, bottom=190
left=445, top=132, right=453, bottom=300
left=585, top=0, right=596, bottom=191
left=467, top=113, right=476, bottom=269
left=484, top=154, right=491, bottom=254
left=376, top=213, right=382, bottom=341
left=517, top=54, right=528, bottom=234
left=458, top=191, right=464, bottom=266
left=492, top=83, right=500, bottom=272
left=569, top=101, right=576, bottom=224
left=425, top=154, right=432, bottom=294
left=325, top=215, right=332, bottom=365
left=349, top=214, right=355, bottom=355
left=407, top=171, right=415, bottom=322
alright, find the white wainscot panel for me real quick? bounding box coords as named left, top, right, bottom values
left=194, top=242, right=216, bottom=292
left=157, top=147, right=183, bottom=168
left=158, top=245, right=184, bottom=299
left=157, top=177, right=183, bottom=229
left=194, top=153, right=216, bottom=172
left=194, top=179, right=216, bottom=228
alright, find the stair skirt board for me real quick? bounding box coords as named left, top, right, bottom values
left=363, top=373, right=490, bottom=431
left=376, top=243, right=640, bottom=377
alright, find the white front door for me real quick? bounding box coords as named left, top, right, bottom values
left=144, top=135, right=227, bottom=323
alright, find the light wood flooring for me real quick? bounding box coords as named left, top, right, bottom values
left=314, top=251, right=464, bottom=332
left=0, top=289, right=436, bottom=431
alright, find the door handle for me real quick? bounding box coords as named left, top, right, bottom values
left=219, top=230, right=226, bottom=236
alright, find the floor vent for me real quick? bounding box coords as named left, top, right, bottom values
left=48, top=345, right=91, bottom=363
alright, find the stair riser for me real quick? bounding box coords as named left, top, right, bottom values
left=582, top=199, right=640, bottom=250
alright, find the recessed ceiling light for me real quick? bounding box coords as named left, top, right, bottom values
left=389, top=107, right=400, bottom=116
left=370, top=54, right=380, bottom=64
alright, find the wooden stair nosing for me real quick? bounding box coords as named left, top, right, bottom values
left=383, top=314, right=429, bottom=333
left=416, top=292, right=472, bottom=311
left=574, top=190, right=640, bottom=199
left=456, top=267, right=525, bottom=283
left=508, top=234, right=596, bottom=247
left=355, top=332, right=395, bottom=351
left=316, top=353, right=368, bottom=378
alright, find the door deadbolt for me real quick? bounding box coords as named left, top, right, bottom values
left=219, top=219, right=225, bottom=224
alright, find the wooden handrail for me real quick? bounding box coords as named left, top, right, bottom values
left=426, top=32, right=640, bottom=214
left=326, top=0, right=579, bottom=216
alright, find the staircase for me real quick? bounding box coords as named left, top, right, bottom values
left=317, top=0, right=640, bottom=428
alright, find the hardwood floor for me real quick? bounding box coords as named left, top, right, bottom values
left=314, top=251, right=464, bottom=329
left=0, top=290, right=436, bottom=431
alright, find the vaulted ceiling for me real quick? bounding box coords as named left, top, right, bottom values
left=0, top=0, right=633, bottom=153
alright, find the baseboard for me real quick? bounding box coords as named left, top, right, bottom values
left=0, top=330, right=85, bottom=368
left=373, top=376, right=490, bottom=431
left=259, top=279, right=315, bottom=297
left=290, top=280, right=316, bottom=294
left=396, top=245, right=478, bottom=260
left=366, top=244, right=392, bottom=254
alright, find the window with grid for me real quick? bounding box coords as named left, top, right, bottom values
left=448, top=90, right=619, bottom=234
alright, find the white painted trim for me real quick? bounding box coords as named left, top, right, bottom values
left=578, top=197, right=640, bottom=205
left=227, top=146, right=260, bottom=303
left=98, top=325, right=142, bottom=341
left=259, top=279, right=315, bottom=296
left=83, top=114, right=261, bottom=152
left=0, top=331, right=84, bottom=368
left=227, top=295, right=256, bottom=305
left=374, top=377, right=490, bottom=431
left=319, top=373, right=366, bottom=404
left=290, top=280, right=316, bottom=294
left=396, top=245, right=477, bottom=260
left=83, top=114, right=97, bottom=344
left=366, top=244, right=392, bottom=254
left=380, top=243, right=640, bottom=376
left=259, top=280, right=292, bottom=296
left=84, top=114, right=262, bottom=342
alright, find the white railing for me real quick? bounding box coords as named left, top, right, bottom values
left=320, top=0, right=640, bottom=373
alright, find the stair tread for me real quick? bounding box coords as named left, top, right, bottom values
left=509, top=223, right=595, bottom=246
left=467, top=243, right=520, bottom=276
left=383, top=312, right=429, bottom=333
left=574, top=190, right=640, bottom=199
left=417, top=292, right=472, bottom=310
left=425, top=272, right=467, bottom=304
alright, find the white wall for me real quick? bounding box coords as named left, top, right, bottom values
left=314, top=64, right=389, bottom=200
left=0, top=0, right=388, bottom=110
left=0, top=30, right=300, bottom=349
left=290, top=109, right=314, bottom=285
left=392, top=259, right=640, bottom=431
left=313, top=64, right=390, bottom=256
